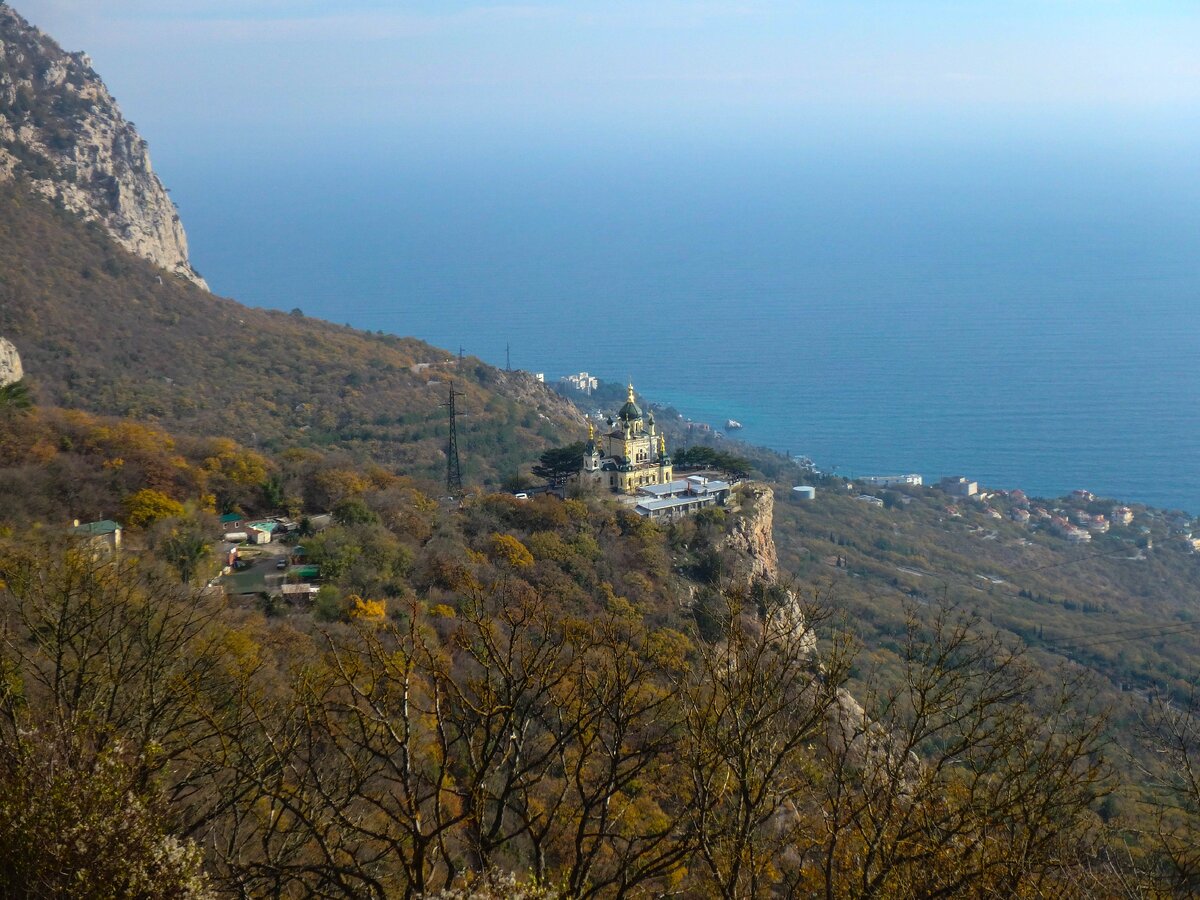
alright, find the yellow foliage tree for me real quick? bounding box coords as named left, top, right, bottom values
left=122, top=489, right=185, bottom=529
left=201, top=438, right=269, bottom=486
left=346, top=595, right=387, bottom=623
left=313, top=468, right=370, bottom=506
left=489, top=533, right=534, bottom=570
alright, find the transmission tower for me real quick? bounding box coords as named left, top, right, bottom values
left=445, top=382, right=463, bottom=494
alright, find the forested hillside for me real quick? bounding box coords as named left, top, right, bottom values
left=0, top=182, right=580, bottom=486
left=768, top=477, right=1200, bottom=705
left=0, top=481, right=1145, bottom=898
left=1, top=8, right=1199, bottom=890
left=4, top=165, right=1200, bottom=894
left=0, top=385, right=1196, bottom=894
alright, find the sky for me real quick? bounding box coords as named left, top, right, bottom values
left=13, top=1, right=1200, bottom=165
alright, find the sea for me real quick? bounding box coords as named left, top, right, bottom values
left=164, top=131, right=1200, bottom=513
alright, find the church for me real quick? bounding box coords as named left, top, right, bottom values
left=579, top=384, right=674, bottom=493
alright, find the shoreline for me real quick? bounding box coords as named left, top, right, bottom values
left=552, top=375, right=1198, bottom=520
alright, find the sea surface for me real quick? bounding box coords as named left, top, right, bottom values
left=165, top=136, right=1200, bottom=513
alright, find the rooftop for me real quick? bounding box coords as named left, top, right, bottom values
left=636, top=495, right=716, bottom=513
left=638, top=478, right=731, bottom=499
left=72, top=519, right=121, bottom=536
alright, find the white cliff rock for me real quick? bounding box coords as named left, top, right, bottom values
left=718, top=484, right=818, bottom=655
left=0, top=336, right=21, bottom=386
left=0, top=5, right=207, bottom=288
left=720, top=483, right=779, bottom=585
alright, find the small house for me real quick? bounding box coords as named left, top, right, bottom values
left=939, top=477, right=978, bottom=498
left=219, top=512, right=245, bottom=532
left=280, top=583, right=320, bottom=602
left=246, top=521, right=279, bottom=545
left=71, top=519, right=122, bottom=553
left=245, top=526, right=272, bottom=545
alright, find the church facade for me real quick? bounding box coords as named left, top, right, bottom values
left=579, top=384, right=674, bottom=494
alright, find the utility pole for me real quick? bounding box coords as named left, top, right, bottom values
left=458, top=346, right=465, bottom=362
left=506, top=343, right=511, bottom=371
left=445, top=382, right=463, bottom=494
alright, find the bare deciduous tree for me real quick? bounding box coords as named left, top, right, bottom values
left=683, top=587, right=854, bottom=899
left=813, top=601, right=1111, bottom=899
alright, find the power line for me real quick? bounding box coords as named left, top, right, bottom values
left=1043, top=621, right=1200, bottom=652
left=1022, top=546, right=1137, bottom=573
left=1040, top=618, right=1200, bottom=647
left=918, top=543, right=1135, bottom=601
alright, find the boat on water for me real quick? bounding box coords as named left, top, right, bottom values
left=725, top=419, right=743, bottom=430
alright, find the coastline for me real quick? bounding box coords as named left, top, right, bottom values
left=554, top=376, right=1198, bottom=521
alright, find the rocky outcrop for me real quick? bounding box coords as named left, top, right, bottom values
left=720, top=483, right=779, bottom=587
left=0, top=336, right=21, bottom=385
left=716, top=484, right=817, bottom=654
left=0, top=5, right=206, bottom=287
left=718, top=486, right=909, bottom=782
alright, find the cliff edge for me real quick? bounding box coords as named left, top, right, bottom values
left=0, top=4, right=206, bottom=287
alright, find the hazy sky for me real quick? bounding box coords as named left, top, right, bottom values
left=14, top=1, right=1200, bottom=161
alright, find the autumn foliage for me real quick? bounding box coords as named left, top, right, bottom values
left=0, top=526, right=1137, bottom=898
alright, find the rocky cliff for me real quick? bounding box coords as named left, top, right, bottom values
left=715, top=484, right=810, bottom=647
left=720, top=483, right=780, bottom=587
left=0, top=335, right=20, bottom=385
left=719, top=485, right=904, bottom=776
left=0, top=5, right=206, bottom=287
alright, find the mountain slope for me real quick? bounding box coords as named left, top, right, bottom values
left=0, top=180, right=582, bottom=486
left=0, top=1, right=582, bottom=490
left=0, top=4, right=205, bottom=285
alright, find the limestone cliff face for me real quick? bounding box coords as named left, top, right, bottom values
left=720, top=483, right=780, bottom=587
left=717, top=484, right=820, bottom=658
left=718, top=487, right=903, bottom=776
left=0, top=336, right=21, bottom=385
left=0, top=5, right=206, bottom=287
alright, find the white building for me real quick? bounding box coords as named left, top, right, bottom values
left=560, top=371, right=599, bottom=393
left=634, top=476, right=732, bottom=522
left=939, top=476, right=978, bottom=497
left=859, top=474, right=923, bottom=488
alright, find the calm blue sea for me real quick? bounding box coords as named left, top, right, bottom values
left=165, top=135, right=1200, bottom=512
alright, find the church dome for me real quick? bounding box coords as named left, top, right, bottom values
left=617, top=383, right=642, bottom=421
